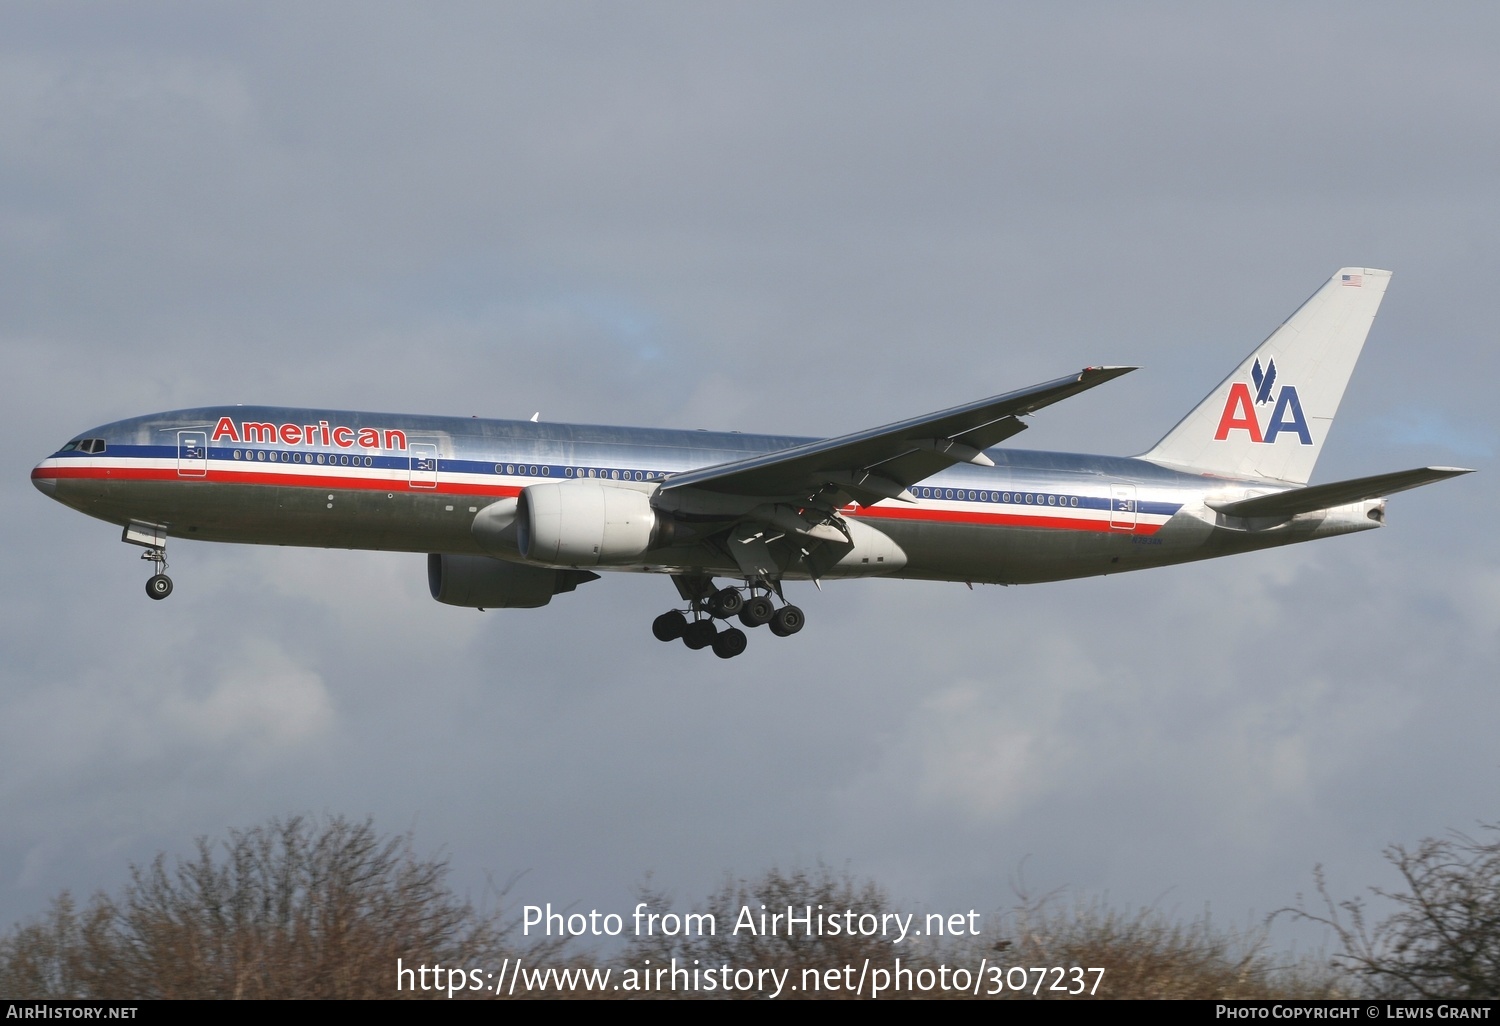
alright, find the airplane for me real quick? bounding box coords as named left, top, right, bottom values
left=32, top=267, right=1471, bottom=659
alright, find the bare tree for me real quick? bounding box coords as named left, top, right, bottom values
left=996, top=893, right=1340, bottom=999
left=0, top=816, right=545, bottom=999
left=1283, top=824, right=1500, bottom=999
left=629, top=863, right=930, bottom=1000
left=626, top=865, right=1339, bottom=1000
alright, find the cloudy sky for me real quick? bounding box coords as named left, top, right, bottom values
left=3, top=2, right=1496, bottom=956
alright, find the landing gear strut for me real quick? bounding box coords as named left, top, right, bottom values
left=652, top=577, right=804, bottom=658
left=123, top=522, right=174, bottom=600
left=142, top=549, right=173, bottom=600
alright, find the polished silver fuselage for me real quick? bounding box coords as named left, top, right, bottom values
left=32, top=405, right=1382, bottom=587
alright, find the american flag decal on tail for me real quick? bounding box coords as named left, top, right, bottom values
left=1342, top=273, right=1363, bottom=287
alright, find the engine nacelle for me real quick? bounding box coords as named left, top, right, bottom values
left=516, top=481, right=670, bottom=566
left=427, top=553, right=598, bottom=608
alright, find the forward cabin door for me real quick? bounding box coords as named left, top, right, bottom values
left=176, top=430, right=208, bottom=478
left=409, top=443, right=438, bottom=489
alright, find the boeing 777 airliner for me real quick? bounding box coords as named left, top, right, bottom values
left=32, top=268, right=1470, bottom=658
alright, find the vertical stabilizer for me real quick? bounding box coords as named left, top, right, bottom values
left=1140, top=267, right=1391, bottom=484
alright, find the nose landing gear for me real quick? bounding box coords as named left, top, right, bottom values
left=143, top=549, right=173, bottom=600
left=123, top=521, right=174, bottom=600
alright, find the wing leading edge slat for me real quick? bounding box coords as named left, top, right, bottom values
left=660, top=366, right=1135, bottom=501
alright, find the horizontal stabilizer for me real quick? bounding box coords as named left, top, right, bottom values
left=1207, top=466, right=1472, bottom=519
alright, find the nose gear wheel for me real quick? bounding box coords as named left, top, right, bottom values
left=140, top=547, right=173, bottom=601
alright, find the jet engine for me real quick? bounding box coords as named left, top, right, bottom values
left=515, top=481, right=674, bottom=566
left=427, top=553, right=598, bottom=608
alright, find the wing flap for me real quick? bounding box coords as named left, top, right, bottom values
left=661, top=366, right=1134, bottom=501
left=1207, top=466, right=1472, bottom=518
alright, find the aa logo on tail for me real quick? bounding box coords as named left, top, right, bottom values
left=1213, top=357, right=1312, bottom=445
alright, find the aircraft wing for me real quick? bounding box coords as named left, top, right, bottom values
left=1207, top=466, right=1473, bottom=519
left=661, top=366, right=1135, bottom=506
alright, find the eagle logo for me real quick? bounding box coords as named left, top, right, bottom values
left=1251, top=357, right=1277, bottom=405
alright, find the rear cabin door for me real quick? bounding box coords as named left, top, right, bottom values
left=1110, top=484, right=1138, bottom=530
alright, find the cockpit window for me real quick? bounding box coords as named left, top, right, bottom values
left=59, top=438, right=106, bottom=454
left=60, top=440, right=80, bottom=452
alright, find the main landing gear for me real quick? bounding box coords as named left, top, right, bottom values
left=652, top=581, right=804, bottom=659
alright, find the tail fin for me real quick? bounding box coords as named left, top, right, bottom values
left=1140, top=267, right=1391, bottom=484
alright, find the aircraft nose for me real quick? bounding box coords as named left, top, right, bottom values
left=31, top=464, right=57, bottom=498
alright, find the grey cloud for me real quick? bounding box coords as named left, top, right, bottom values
left=2, top=2, right=1495, bottom=956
